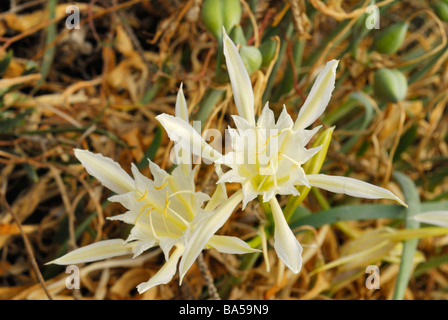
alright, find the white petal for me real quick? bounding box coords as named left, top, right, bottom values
left=262, top=187, right=277, bottom=203
left=232, top=115, right=254, bottom=132
left=277, top=184, right=300, bottom=197
left=217, top=169, right=245, bottom=184
left=156, top=114, right=222, bottom=162
left=257, top=102, right=275, bottom=128
left=223, top=29, right=255, bottom=125
left=269, top=197, right=303, bottom=273
left=175, top=83, right=189, bottom=123
left=46, top=239, right=135, bottom=265
left=293, top=60, right=339, bottom=130
left=298, top=125, right=322, bottom=148
left=297, top=145, right=322, bottom=164
left=412, top=211, right=448, bottom=227
left=107, top=192, right=141, bottom=223
left=125, top=224, right=157, bottom=247
left=148, top=159, right=169, bottom=186
left=136, top=245, right=184, bottom=294
left=131, top=163, right=153, bottom=193
left=131, top=240, right=157, bottom=258
left=207, top=235, right=260, bottom=254
left=205, top=166, right=228, bottom=212
left=74, top=149, right=134, bottom=195
left=159, top=237, right=180, bottom=262
left=174, top=84, right=193, bottom=172
left=275, top=105, right=294, bottom=129
left=307, top=174, right=407, bottom=207
left=178, top=190, right=243, bottom=284
left=241, top=180, right=258, bottom=209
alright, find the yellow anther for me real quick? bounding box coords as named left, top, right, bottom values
left=257, top=131, right=282, bottom=155
left=155, top=180, right=169, bottom=190
left=136, top=189, right=148, bottom=201
left=134, top=203, right=154, bottom=224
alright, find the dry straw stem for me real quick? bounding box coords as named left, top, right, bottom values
left=0, top=190, right=53, bottom=300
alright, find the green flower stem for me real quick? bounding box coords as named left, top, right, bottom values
left=392, top=171, right=421, bottom=300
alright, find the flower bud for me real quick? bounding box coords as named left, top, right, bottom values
left=259, top=38, right=277, bottom=67
left=433, top=1, right=448, bottom=22
left=229, top=25, right=246, bottom=46
left=373, top=68, right=408, bottom=103
left=373, top=21, right=408, bottom=55
left=239, top=45, right=262, bottom=75
left=201, top=0, right=242, bottom=41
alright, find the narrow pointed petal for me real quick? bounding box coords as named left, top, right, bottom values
left=307, top=174, right=407, bottom=207
left=159, top=237, right=180, bottom=262
left=231, top=115, right=254, bottom=131
left=412, top=211, right=448, bottom=227
left=241, top=181, right=258, bottom=209
left=269, top=197, right=303, bottom=273
left=136, top=245, right=184, bottom=294
left=205, top=166, right=228, bottom=212
left=46, top=239, right=135, bottom=265
left=207, top=235, right=261, bottom=254
left=293, top=60, right=339, bottom=130
left=223, top=29, right=255, bottom=125
left=257, top=102, right=275, bottom=128
left=74, top=149, right=134, bottom=195
left=156, top=114, right=222, bottom=162
left=275, top=105, right=294, bottom=129
left=175, top=83, right=189, bottom=123
left=173, top=84, right=192, bottom=172
left=178, top=190, right=243, bottom=283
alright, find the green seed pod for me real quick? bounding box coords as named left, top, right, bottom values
left=201, top=0, right=242, bottom=41
left=433, top=1, right=448, bottom=22
left=373, top=21, right=408, bottom=55
left=229, top=25, right=246, bottom=46
left=239, top=45, right=262, bottom=75
left=373, top=68, right=408, bottom=103
left=222, top=0, right=242, bottom=35
left=259, top=38, right=277, bottom=67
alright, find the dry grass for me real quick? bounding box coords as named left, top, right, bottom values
left=0, top=0, right=448, bottom=300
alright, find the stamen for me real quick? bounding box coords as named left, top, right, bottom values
left=134, top=203, right=154, bottom=224
left=136, top=189, right=148, bottom=201
left=279, top=152, right=302, bottom=168
left=257, top=174, right=270, bottom=192
left=168, top=190, right=196, bottom=198
left=257, top=130, right=283, bottom=155
left=167, top=207, right=190, bottom=226
left=149, top=212, right=159, bottom=240
left=155, top=180, right=169, bottom=190
left=163, top=191, right=170, bottom=217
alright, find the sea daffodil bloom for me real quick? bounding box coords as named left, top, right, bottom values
left=48, top=88, right=258, bottom=293
left=156, top=29, right=407, bottom=274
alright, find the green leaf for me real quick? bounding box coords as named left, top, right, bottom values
left=0, top=108, right=34, bottom=133
left=393, top=124, right=418, bottom=162
left=0, top=50, right=13, bottom=77
left=137, top=125, right=163, bottom=170
left=290, top=200, right=448, bottom=230
left=391, top=171, right=421, bottom=300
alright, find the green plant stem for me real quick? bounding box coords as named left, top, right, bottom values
left=392, top=171, right=421, bottom=300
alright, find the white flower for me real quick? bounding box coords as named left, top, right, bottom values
left=411, top=211, right=448, bottom=227
left=156, top=29, right=407, bottom=274
left=47, top=87, right=259, bottom=294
